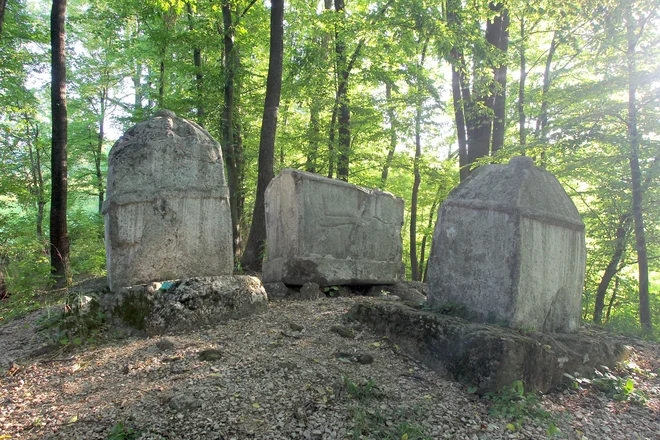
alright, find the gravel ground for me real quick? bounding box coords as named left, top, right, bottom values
left=1, top=296, right=659, bottom=439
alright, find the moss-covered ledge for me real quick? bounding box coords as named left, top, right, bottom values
left=349, top=301, right=629, bottom=394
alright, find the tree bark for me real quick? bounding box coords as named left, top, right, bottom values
left=305, top=104, right=320, bottom=173
left=50, top=0, right=70, bottom=288
left=535, top=32, right=557, bottom=138
left=447, top=0, right=469, bottom=181
left=187, top=2, right=205, bottom=123
left=334, top=0, right=350, bottom=181
left=95, top=87, right=106, bottom=213
left=27, top=120, right=45, bottom=240
left=593, top=214, right=632, bottom=324
left=221, top=0, right=243, bottom=261
left=626, top=3, right=652, bottom=333
left=380, top=81, right=397, bottom=188
left=410, top=41, right=428, bottom=282
left=240, top=0, right=283, bottom=270
left=451, top=52, right=469, bottom=181
left=0, top=0, right=7, bottom=36
left=518, top=17, right=526, bottom=150
left=419, top=195, right=439, bottom=282
left=490, top=6, right=509, bottom=153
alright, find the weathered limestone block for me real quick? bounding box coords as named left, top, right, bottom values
left=427, top=156, right=586, bottom=333
left=262, top=169, right=405, bottom=285
left=350, top=302, right=628, bottom=393
left=103, top=110, right=233, bottom=291
left=101, top=276, right=268, bottom=335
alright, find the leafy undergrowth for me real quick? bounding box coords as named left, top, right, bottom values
left=0, top=288, right=67, bottom=323
left=484, top=380, right=562, bottom=437
left=563, top=364, right=651, bottom=405
left=342, top=376, right=431, bottom=440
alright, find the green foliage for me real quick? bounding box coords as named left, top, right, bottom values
left=485, top=380, right=557, bottom=435
left=107, top=422, right=142, bottom=440
left=343, top=376, right=380, bottom=401
left=323, top=285, right=339, bottom=297
left=564, top=366, right=647, bottom=405
left=350, top=406, right=430, bottom=440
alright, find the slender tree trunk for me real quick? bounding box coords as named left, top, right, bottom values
left=158, top=57, right=165, bottom=107
left=132, top=61, right=144, bottom=121
left=380, top=81, right=397, bottom=188
left=593, top=214, right=632, bottom=324
left=221, top=0, right=242, bottom=261
left=327, top=102, right=338, bottom=178
left=187, top=2, right=205, bottom=122
left=241, top=0, right=283, bottom=270
left=626, top=5, right=652, bottom=332
left=27, top=121, right=45, bottom=239
left=0, top=0, right=7, bottom=36
left=535, top=32, right=557, bottom=138
left=305, top=104, right=320, bottom=173
left=491, top=7, right=509, bottom=153
left=50, top=0, right=70, bottom=288
left=334, top=0, right=350, bottom=181
left=418, top=196, right=439, bottom=282
left=606, top=276, right=621, bottom=322
left=95, top=88, right=107, bottom=213
left=306, top=0, right=332, bottom=174
left=518, top=17, right=526, bottom=150
left=451, top=54, right=469, bottom=181
left=447, top=0, right=469, bottom=180
left=410, top=42, right=428, bottom=282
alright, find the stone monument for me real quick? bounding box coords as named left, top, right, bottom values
left=426, top=156, right=586, bottom=333
left=262, top=169, right=405, bottom=286
left=103, top=110, right=233, bottom=291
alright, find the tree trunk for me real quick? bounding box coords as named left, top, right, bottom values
left=27, top=121, right=45, bottom=240
left=132, top=60, right=144, bottom=121
left=334, top=0, right=350, bottom=181
left=305, top=102, right=320, bottom=173
left=490, top=6, right=509, bottom=153
left=518, top=17, right=526, bottom=150
left=306, top=0, right=332, bottom=174
left=95, top=88, right=107, bottom=213
left=0, top=0, right=7, bottom=36
left=158, top=57, right=165, bottom=108
left=593, top=214, right=632, bottom=324
left=380, top=81, right=397, bottom=188
left=221, top=0, right=242, bottom=261
left=447, top=0, right=469, bottom=180
left=451, top=53, right=469, bottom=181
left=50, top=0, right=70, bottom=288
left=626, top=4, right=652, bottom=333
left=535, top=32, right=557, bottom=138
left=187, top=2, right=205, bottom=123
left=606, top=276, right=622, bottom=322
left=240, top=0, right=283, bottom=270
left=419, top=195, right=439, bottom=282
left=410, top=42, right=427, bottom=282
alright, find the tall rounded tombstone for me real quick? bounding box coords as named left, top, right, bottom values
left=427, top=156, right=586, bottom=333
left=103, top=110, right=233, bottom=291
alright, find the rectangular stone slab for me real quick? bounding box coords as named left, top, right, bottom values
left=350, top=302, right=629, bottom=393
left=262, top=169, right=405, bottom=285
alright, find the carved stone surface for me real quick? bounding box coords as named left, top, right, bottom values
left=427, top=156, right=586, bottom=333
left=103, top=110, right=233, bottom=291
left=262, top=169, right=405, bottom=286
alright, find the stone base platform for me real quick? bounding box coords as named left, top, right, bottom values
left=349, top=302, right=629, bottom=393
